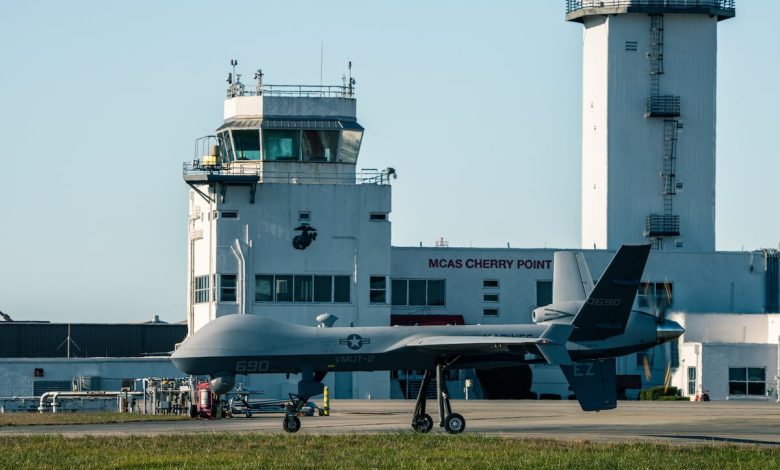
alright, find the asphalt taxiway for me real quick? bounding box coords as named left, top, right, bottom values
left=2, top=400, right=779, bottom=446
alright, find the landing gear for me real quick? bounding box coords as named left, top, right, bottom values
left=281, top=393, right=309, bottom=433
left=444, top=413, right=465, bottom=434
left=280, top=369, right=327, bottom=433
left=410, top=364, right=466, bottom=434
left=282, top=415, right=301, bottom=433
left=411, top=413, right=433, bottom=433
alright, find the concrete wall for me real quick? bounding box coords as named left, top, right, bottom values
left=579, top=13, right=719, bottom=251
left=581, top=15, right=610, bottom=249
left=223, top=96, right=357, bottom=120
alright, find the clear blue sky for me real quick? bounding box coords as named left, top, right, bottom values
left=0, top=1, right=777, bottom=323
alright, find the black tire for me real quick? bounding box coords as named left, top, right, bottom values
left=412, top=413, right=433, bottom=433
left=283, top=415, right=301, bottom=433
left=189, top=405, right=198, bottom=419
left=444, top=413, right=465, bottom=434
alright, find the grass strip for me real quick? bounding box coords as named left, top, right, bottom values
left=0, top=434, right=778, bottom=469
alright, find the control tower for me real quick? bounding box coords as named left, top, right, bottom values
left=567, top=1, right=735, bottom=251
left=183, top=62, right=394, bottom=360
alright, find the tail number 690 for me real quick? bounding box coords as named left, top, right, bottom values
left=586, top=298, right=621, bottom=307
left=235, top=360, right=269, bottom=373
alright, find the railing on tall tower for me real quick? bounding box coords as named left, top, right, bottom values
left=565, top=0, right=735, bottom=22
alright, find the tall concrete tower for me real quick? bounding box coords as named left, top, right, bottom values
left=567, top=1, right=735, bottom=251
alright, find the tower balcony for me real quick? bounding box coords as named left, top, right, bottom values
left=183, top=161, right=394, bottom=186
left=565, top=1, right=735, bottom=23
left=644, top=214, right=680, bottom=237
left=645, top=95, right=681, bottom=118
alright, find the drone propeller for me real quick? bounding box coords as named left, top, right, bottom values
left=642, top=279, right=673, bottom=382
left=647, top=278, right=673, bottom=324
left=663, top=361, right=672, bottom=393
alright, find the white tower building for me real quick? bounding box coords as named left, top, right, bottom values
left=183, top=65, right=394, bottom=398
left=567, top=1, right=735, bottom=251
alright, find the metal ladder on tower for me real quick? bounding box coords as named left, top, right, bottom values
left=643, top=14, right=681, bottom=246
left=649, top=14, right=664, bottom=97
left=662, top=119, right=680, bottom=217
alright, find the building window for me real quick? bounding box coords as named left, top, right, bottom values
left=675, top=239, right=684, bottom=249
left=391, top=279, right=407, bottom=306
left=408, top=280, right=426, bottom=305
left=294, top=275, right=314, bottom=302
left=298, top=211, right=311, bottom=221
left=625, top=40, right=638, bottom=52
left=232, top=129, right=261, bottom=160
left=370, top=276, right=387, bottom=304
left=637, top=282, right=673, bottom=309
left=687, top=367, right=696, bottom=396
left=194, top=275, right=211, bottom=304
left=483, top=308, right=499, bottom=316
left=255, top=275, right=273, bottom=302
left=426, top=280, right=445, bottom=306
left=313, top=275, right=332, bottom=302
left=334, top=276, right=351, bottom=303
left=391, top=279, right=446, bottom=307
left=729, top=367, right=766, bottom=396
left=275, top=275, right=293, bottom=302
left=483, top=279, right=499, bottom=288
left=255, top=274, right=350, bottom=303
left=302, top=130, right=339, bottom=161
left=483, top=293, right=499, bottom=302
left=536, top=280, right=552, bottom=307
left=370, top=213, right=387, bottom=221
left=263, top=129, right=300, bottom=161
left=220, top=211, right=238, bottom=219
left=219, top=274, right=237, bottom=302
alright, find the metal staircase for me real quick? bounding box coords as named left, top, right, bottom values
left=644, top=14, right=681, bottom=245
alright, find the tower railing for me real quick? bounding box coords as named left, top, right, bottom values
left=646, top=95, right=680, bottom=117
left=236, top=84, right=354, bottom=98
left=182, top=162, right=393, bottom=185
left=565, top=0, right=735, bottom=21
left=566, top=0, right=734, bottom=12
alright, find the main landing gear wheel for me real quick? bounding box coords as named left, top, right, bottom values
left=282, top=415, right=301, bottom=433
left=444, top=413, right=465, bottom=434
left=412, top=413, right=434, bottom=433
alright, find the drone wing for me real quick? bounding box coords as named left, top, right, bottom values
left=406, top=324, right=572, bottom=365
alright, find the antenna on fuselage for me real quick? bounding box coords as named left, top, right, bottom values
left=316, top=312, right=338, bottom=328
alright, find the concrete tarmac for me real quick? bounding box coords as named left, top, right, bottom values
left=2, top=400, right=779, bottom=446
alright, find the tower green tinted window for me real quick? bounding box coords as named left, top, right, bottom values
left=263, top=130, right=300, bottom=161
left=232, top=130, right=260, bottom=160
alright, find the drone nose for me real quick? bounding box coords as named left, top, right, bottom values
left=656, top=319, right=685, bottom=343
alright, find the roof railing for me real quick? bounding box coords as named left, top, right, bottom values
left=565, top=0, right=735, bottom=14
